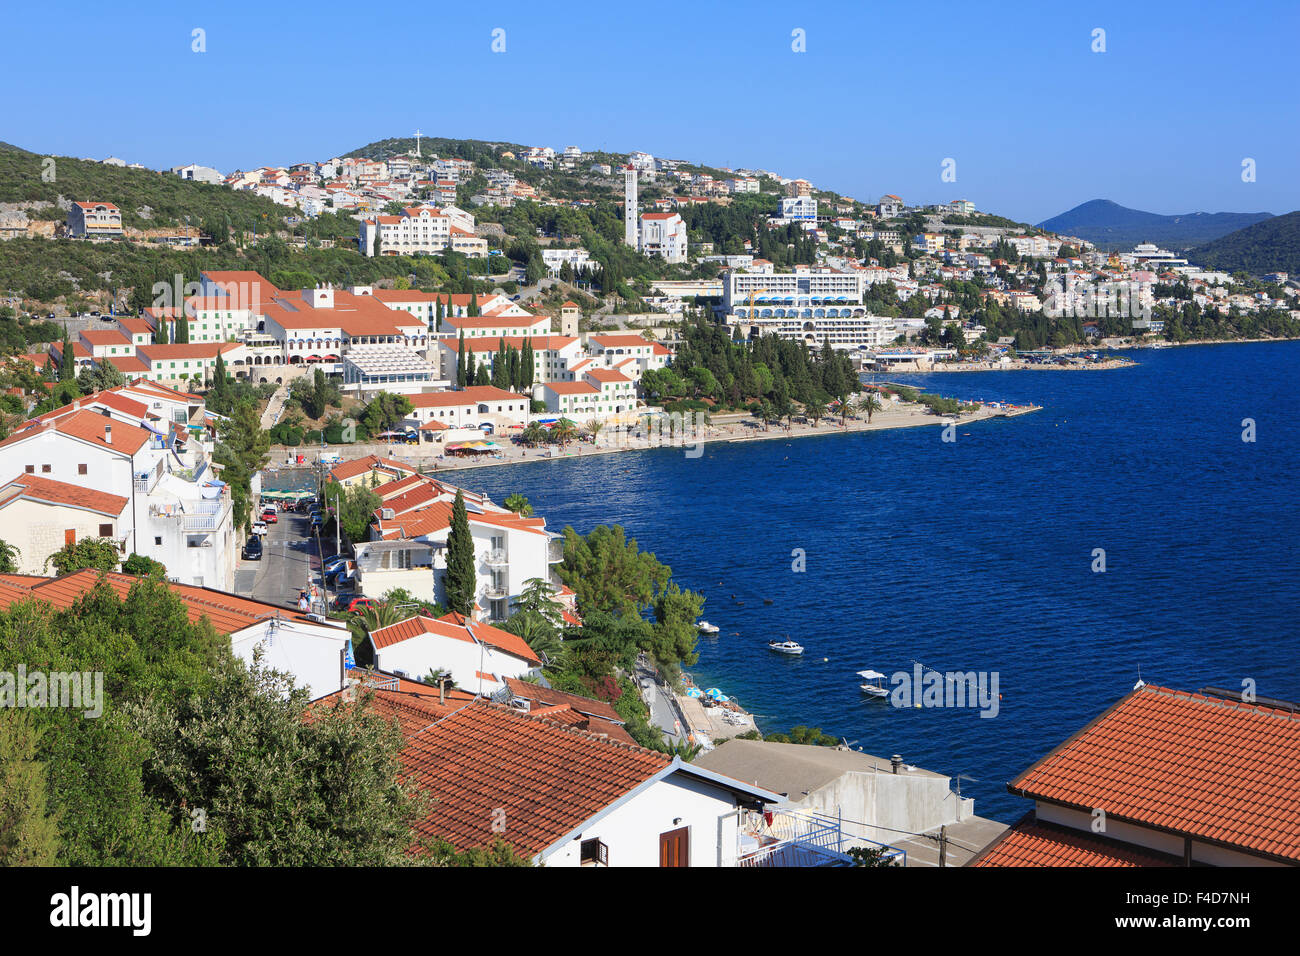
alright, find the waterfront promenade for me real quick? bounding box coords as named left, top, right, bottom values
left=270, top=400, right=1040, bottom=476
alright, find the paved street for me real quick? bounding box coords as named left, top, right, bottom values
left=234, top=507, right=319, bottom=609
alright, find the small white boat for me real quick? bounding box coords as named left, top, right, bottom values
left=858, top=669, right=889, bottom=698
left=697, top=621, right=720, bottom=634
left=768, top=639, right=804, bottom=656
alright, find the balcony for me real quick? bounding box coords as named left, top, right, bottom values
left=150, top=498, right=232, bottom=533
left=482, top=579, right=509, bottom=601
left=728, top=809, right=883, bottom=868
left=548, top=538, right=565, bottom=564
left=484, top=548, right=509, bottom=568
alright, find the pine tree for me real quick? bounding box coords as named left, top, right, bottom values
left=444, top=490, right=476, bottom=616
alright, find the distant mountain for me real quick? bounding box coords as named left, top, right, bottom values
left=1184, top=211, right=1300, bottom=276
left=1036, top=199, right=1273, bottom=251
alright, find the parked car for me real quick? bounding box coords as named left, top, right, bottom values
left=261, top=509, right=278, bottom=524
left=251, top=521, right=268, bottom=536
left=242, top=537, right=263, bottom=561
left=324, top=562, right=354, bottom=585
left=345, top=596, right=378, bottom=615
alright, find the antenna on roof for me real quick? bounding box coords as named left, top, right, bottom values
left=1134, top=666, right=1145, bottom=691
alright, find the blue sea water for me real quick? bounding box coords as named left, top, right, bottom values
left=454, top=342, right=1300, bottom=822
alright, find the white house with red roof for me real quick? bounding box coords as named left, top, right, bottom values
left=540, top=368, right=637, bottom=416
left=360, top=206, right=452, bottom=257
left=364, top=612, right=542, bottom=693
left=639, top=212, right=688, bottom=262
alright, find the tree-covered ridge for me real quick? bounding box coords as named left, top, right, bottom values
left=1184, top=210, right=1300, bottom=276
left=0, top=141, right=292, bottom=233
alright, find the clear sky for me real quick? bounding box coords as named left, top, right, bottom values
left=3, top=0, right=1296, bottom=223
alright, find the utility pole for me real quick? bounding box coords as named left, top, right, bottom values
left=938, top=825, right=948, bottom=868
left=335, top=489, right=341, bottom=557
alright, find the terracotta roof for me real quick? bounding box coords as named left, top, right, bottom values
left=1008, top=685, right=1300, bottom=862
left=401, top=701, right=670, bottom=856
left=407, top=386, right=519, bottom=408
left=369, top=612, right=540, bottom=664
left=584, top=369, right=630, bottom=384
left=0, top=474, right=128, bottom=517
left=0, top=569, right=318, bottom=635
left=501, top=677, right=622, bottom=724
left=0, top=408, right=151, bottom=455
left=329, top=455, right=417, bottom=483
left=543, top=381, right=598, bottom=395
left=971, top=818, right=1178, bottom=868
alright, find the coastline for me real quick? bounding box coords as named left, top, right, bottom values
left=272, top=401, right=1041, bottom=475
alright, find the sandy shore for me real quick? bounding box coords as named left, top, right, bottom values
left=920, top=357, right=1137, bottom=372
left=278, top=401, right=1040, bottom=475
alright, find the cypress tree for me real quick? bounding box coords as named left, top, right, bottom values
left=457, top=330, right=467, bottom=388
left=466, top=351, right=476, bottom=386
left=467, top=294, right=480, bottom=317
left=58, top=326, right=74, bottom=382
left=444, top=490, right=476, bottom=616
left=492, top=337, right=507, bottom=389
left=474, top=362, right=490, bottom=387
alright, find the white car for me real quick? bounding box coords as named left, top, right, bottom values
left=252, top=521, right=268, bottom=536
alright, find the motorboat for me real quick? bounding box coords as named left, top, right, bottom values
left=768, top=639, right=804, bottom=656
left=858, top=670, right=889, bottom=698
left=697, top=621, right=720, bottom=634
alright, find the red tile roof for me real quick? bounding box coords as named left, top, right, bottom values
left=329, top=454, right=417, bottom=483
left=971, top=818, right=1178, bottom=867
left=0, top=569, right=319, bottom=635
left=0, top=474, right=128, bottom=517
left=368, top=612, right=540, bottom=664
left=408, top=386, right=519, bottom=408
left=400, top=701, right=669, bottom=857
left=0, top=408, right=151, bottom=455
left=1009, top=685, right=1300, bottom=862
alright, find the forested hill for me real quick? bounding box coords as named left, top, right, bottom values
left=1184, top=211, right=1300, bottom=276
left=0, top=141, right=291, bottom=234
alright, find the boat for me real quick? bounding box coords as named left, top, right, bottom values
left=697, top=621, right=720, bottom=634
left=768, top=639, right=804, bottom=656
left=857, top=670, right=889, bottom=698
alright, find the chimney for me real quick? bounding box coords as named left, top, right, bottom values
left=891, top=754, right=902, bottom=774
left=104, top=423, right=112, bottom=445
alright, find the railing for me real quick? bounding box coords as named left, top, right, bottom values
left=548, top=539, right=565, bottom=563
left=150, top=498, right=232, bottom=533
left=484, top=548, right=509, bottom=567
left=732, top=808, right=857, bottom=868
left=482, top=579, right=509, bottom=600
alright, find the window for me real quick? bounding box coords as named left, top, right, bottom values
left=580, top=838, right=608, bottom=866
left=41, top=464, right=51, bottom=473
left=24, top=465, right=33, bottom=474
left=99, top=524, right=113, bottom=537
left=79, top=464, right=88, bottom=475
left=154, top=536, right=162, bottom=546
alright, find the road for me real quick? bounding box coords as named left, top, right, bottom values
left=634, top=656, right=687, bottom=744
left=233, top=506, right=318, bottom=609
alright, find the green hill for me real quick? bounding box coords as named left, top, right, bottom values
left=0, top=141, right=291, bottom=236
left=1184, top=211, right=1300, bottom=276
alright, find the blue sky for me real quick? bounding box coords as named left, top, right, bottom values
left=4, top=0, right=1296, bottom=223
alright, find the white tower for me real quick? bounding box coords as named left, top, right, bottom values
left=623, top=165, right=638, bottom=248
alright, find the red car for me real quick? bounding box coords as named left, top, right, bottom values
left=261, top=510, right=278, bottom=524
left=346, top=597, right=378, bottom=615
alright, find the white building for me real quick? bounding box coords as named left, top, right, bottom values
left=780, top=196, right=818, bottom=221
left=639, top=212, right=688, bottom=263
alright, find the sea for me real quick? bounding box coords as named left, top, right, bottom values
left=432, top=342, right=1300, bottom=822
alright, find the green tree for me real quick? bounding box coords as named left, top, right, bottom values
left=503, top=493, right=533, bottom=516
left=45, top=537, right=120, bottom=575
left=0, top=712, right=61, bottom=866
left=322, top=481, right=381, bottom=544
left=122, top=553, right=166, bottom=577
left=0, top=539, right=19, bottom=573
left=213, top=401, right=271, bottom=532
left=456, top=330, right=467, bottom=388
left=443, top=490, right=476, bottom=616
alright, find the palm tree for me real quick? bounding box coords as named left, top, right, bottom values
left=857, top=393, right=884, bottom=424
left=552, top=418, right=578, bottom=448
left=360, top=600, right=406, bottom=633
left=806, top=401, right=829, bottom=428
left=585, top=418, right=604, bottom=444
left=521, top=421, right=547, bottom=447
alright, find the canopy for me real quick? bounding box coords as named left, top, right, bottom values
left=856, top=670, right=887, bottom=680
left=684, top=688, right=703, bottom=698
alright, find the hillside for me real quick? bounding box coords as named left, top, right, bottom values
left=1184, top=211, right=1300, bottom=276
left=1037, top=199, right=1273, bottom=250
left=0, top=141, right=292, bottom=236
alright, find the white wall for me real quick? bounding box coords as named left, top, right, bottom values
left=372, top=632, right=536, bottom=690
left=539, top=772, right=744, bottom=867
left=230, top=620, right=351, bottom=701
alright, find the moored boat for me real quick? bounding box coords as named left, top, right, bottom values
left=857, top=669, right=889, bottom=698
left=768, top=639, right=804, bottom=655
left=697, top=620, right=720, bottom=634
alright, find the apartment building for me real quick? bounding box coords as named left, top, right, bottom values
left=780, top=196, right=818, bottom=221
left=360, top=206, right=451, bottom=257
left=67, top=202, right=122, bottom=237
